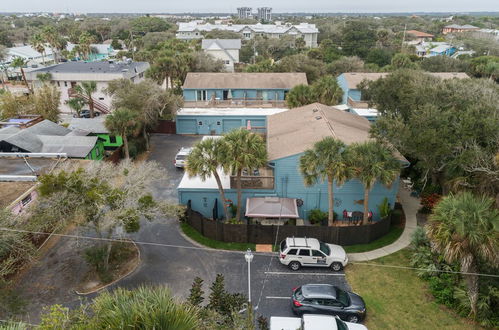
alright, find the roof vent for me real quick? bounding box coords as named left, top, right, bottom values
left=312, top=108, right=318, bottom=112
left=315, top=116, right=322, bottom=120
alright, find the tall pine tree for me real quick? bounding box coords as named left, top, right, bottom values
left=188, top=277, right=204, bottom=306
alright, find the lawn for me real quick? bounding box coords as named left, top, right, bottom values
left=180, top=222, right=256, bottom=251
left=345, top=249, right=483, bottom=330
left=343, top=226, right=403, bottom=253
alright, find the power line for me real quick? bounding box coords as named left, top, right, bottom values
left=1, top=227, right=498, bottom=278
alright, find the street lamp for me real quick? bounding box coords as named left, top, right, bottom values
left=245, top=248, right=254, bottom=303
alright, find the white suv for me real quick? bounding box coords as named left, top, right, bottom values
left=279, top=237, right=348, bottom=271
left=174, top=147, right=192, bottom=168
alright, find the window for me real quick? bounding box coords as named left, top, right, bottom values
left=56, top=81, right=60, bottom=87
left=298, top=249, right=310, bottom=256
left=139, top=72, right=144, bottom=78
left=64, top=81, right=67, bottom=87
left=225, top=60, right=230, bottom=64
left=287, top=249, right=298, bottom=255
left=196, top=90, right=207, bottom=101
left=21, top=194, right=32, bottom=206
left=216, top=121, right=221, bottom=126
left=99, top=97, right=104, bottom=100
left=109, top=136, right=117, bottom=143
left=324, top=299, right=343, bottom=307
left=243, top=32, right=251, bottom=38
left=198, top=121, right=203, bottom=126
left=312, top=250, right=325, bottom=257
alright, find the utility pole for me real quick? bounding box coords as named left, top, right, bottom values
left=401, top=24, right=407, bottom=53
left=129, top=30, right=135, bottom=60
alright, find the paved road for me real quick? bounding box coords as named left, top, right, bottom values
left=117, top=134, right=350, bottom=318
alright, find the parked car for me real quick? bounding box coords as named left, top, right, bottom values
left=74, top=110, right=101, bottom=118
left=270, top=314, right=367, bottom=330
left=291, top=284, right=366, bottom=323
left=279, top=237, right=348, bottom=271
left=174, top=147, right=193, bottom=168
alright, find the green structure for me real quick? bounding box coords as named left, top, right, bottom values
left=85, top=138, right=106, bottom=160
left=68, top=117, right=123, bottom=151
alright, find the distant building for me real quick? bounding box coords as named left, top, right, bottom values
left=442, top=24, right=479, bottom=34
left=177, top=21, right=319, bottom=48
left=25, top=61, right=150, bottom=114
left=406, top=30, right=434, bottom=42
left=257, top=7, right=272, bottom=21
left=201, top=39, right=241, bottom=72
left=414, top=41, right=457, bottom=57
left=66, top=43, right=115, bottom=61
left=3, top=45, right=55, bottom=67
left=237, top=7, right=252, bottom=19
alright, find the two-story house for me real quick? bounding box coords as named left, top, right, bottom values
left=25, top=61, right=150, bottom=114
left=201, top=39, right=241, bottom=72
left=176, top=72, right=307, bottom=135
left=178, top=103, right=408, bottom=221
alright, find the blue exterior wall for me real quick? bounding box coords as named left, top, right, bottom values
left=337, top=74, right=362, bottom=104
left=429, top=47, right=456, bottom=57
left=183, top=89, right=289, bottom=101
left=176, top=115, right=267, bottom=135
left=178, top=152, right=400, bottom=221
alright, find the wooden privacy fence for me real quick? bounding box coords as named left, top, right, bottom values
left=185, top=206, right=392, bottom=246
left=152, top=120, right=176, bottom=134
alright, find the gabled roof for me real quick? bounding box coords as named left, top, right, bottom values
left=38, top=135, right=98, bottom=157
left=266, top=103, right=408, bottom=162
left=23, top=119, right=71, bottom=136
left=183, top=72, right=308, bottom=89
left=407, top=30, right=434, bottom=38
left=68, top=117, right=109, bottom=134
left=201, top=39, right=241, bottom=50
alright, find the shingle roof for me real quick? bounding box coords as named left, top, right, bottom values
left=266, top=103, right=407, bottom=162
left=38, top=135, right=97, bottom=157
left=341, top=72, right=468, bottom=89
left=68, top=117, right=109, bottom=134
left=201, top=39, right=241, bottom=50
left=183, top=72, right=308, bottom=89
left=407, top=30, right=434, bottom=38
left=28, top=61, right=150, bottom=76
left=23, top=119, right=71, bottom=136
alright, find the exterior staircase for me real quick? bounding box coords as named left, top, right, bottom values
left=68, top=88, right=110, bottom=114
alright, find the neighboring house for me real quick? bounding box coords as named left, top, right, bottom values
left=3, top=45, right=55, bottom=67
left=201, top=39, right=241, bottom=72
left=177, top=72, right=307, bottom=134
left=414, top=41, right=457, bottom=57
left=337, top=72, right=469, bottom=121
left=442, top=24, right=480, bottom=34
left=178, top=103, right=408, bottom=221
left=406, top=30, right=434, bottom=42
left=68, top=117, right=123, bottom=150
left=25, top=61, right=150, bottom=114
left=176, top=21, right=319, bottom=48
left=66, top=43, right=115, bottom=61
left=0, top=119, right=105, bottom=160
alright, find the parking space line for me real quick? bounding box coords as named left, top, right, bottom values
left=266, top=296, right=290, bottom=299
left=264, top=271, right=345, bottom=276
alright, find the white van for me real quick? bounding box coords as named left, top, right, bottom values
left=174, top=147, right=193, bottom=168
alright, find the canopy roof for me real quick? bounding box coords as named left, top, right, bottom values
left=245, top=197, right=299, bottom=218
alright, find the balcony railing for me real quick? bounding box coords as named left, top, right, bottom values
left=347, top=97, right=370, bottom=109
left=184, top=98, right=287, bottom=108
left=229, top=166, right=274, bottom=189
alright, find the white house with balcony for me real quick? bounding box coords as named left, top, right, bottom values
left=25, top=61, right=150, bottom=114
left=176, top=21, right=319, bottom=48
left=201, top=39, right=241, bottom=72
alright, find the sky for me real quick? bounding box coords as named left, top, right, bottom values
left=1, top=0, right=498, bottom=14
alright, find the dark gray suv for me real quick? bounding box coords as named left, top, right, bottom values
left=291, top=284, right=366, bottom=323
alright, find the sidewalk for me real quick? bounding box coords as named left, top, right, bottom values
left=348, top=186, right=421, bottom=262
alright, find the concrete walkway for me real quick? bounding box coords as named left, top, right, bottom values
left=348, top=186, right=421, bottom=262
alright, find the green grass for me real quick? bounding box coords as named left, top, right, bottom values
left=346, top=249, right=483, bottom=330
left=180, top=222, right=256, bottom=251
left=344, top=226, right=404, bottom=253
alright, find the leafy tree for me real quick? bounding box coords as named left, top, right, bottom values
left=187, top=137, right=231, bottom=221
left=140, top=31, right=174, bottom=49
left=341, top=21, right=377, bottom=58
left=0, top=91, right=33, bottom=118
left=224, top=129, right=267, bottom=222
left=468, top=56, right=499, bottom=81
left=300, top=137, right=352, bottom=226
left=131, top=16, right=171, bottom=33
left=311, top=75, right=343, bottom=105
left=318, top=39, right=342, bottom=63
left=32, top=84, right=60, bottom=122
left=110, top=38, right=122, bottom=50
left=366, top=48, right=393, bottom=67
left=426, top=192, right=499, bottom=317
left=348, top=141, right=401, bottom=225
left=66, top=97, right=86, bottom=118
left=74, top=81, right=97, bottom=118
left=190, top=52, right=226, bottom=72
left=244, top=59, right=275, bottom=73
left=285, top=84, right=315, bottom=108
left=420, top=56, right=469, bottom=72
left=390, top=53, right=419, bottom=70
left=327, top=56, right=365, bottom=76
left=275, top=53, right=326, bottom=83
left=203, top=30, right=241, bottom=39
left=105, top=108, right=138, bottom=159
left=188, top=277, right=205, bottom=306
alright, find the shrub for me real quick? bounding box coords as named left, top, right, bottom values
left=420, top=193, right=442, bottom=214
left=378, top=197, right=391, bottom=219
left=308, top=209, right=327, bottom=225
left=428, top=273, right=458, bottom=306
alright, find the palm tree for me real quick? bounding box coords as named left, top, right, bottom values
left=105, top=108, right=138, bottom=159
left=78, top=32, right=95, bottom=60
left=300, top=137, right=352, bottom=226
left=30, top=33, right=46, bottom=65
left=42, top=26, right=59, bottom=63
left=285, top=84, right=315, bottom=108
left=224, top=128, right=267, bottom=222
left=89, top=286, right=200, bottom=329
left=187, top=138, right=230, bottom=221
left=311, top=75, right=344, bottom=106
left=426, top=192, right=499, bottom=318
left=74, top=81, right=97, bottom=118
left=66, top=97, right=86, bottom=117
left=348, top=141, right=401, bottom=225
left=10, top=57, right=31, bottom=92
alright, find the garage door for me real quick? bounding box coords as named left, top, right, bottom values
left=248, top=119, right=265, bottom=128
left=177, top=119, right=197, bottom=134
left=222, top=119, right=243, bottom=133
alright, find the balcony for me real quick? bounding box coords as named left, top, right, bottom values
left=230, top=167, right=274, bottom=190
left=184, top=98, right=287, bottom=108
left=347, top=97, right=370, bottom=109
